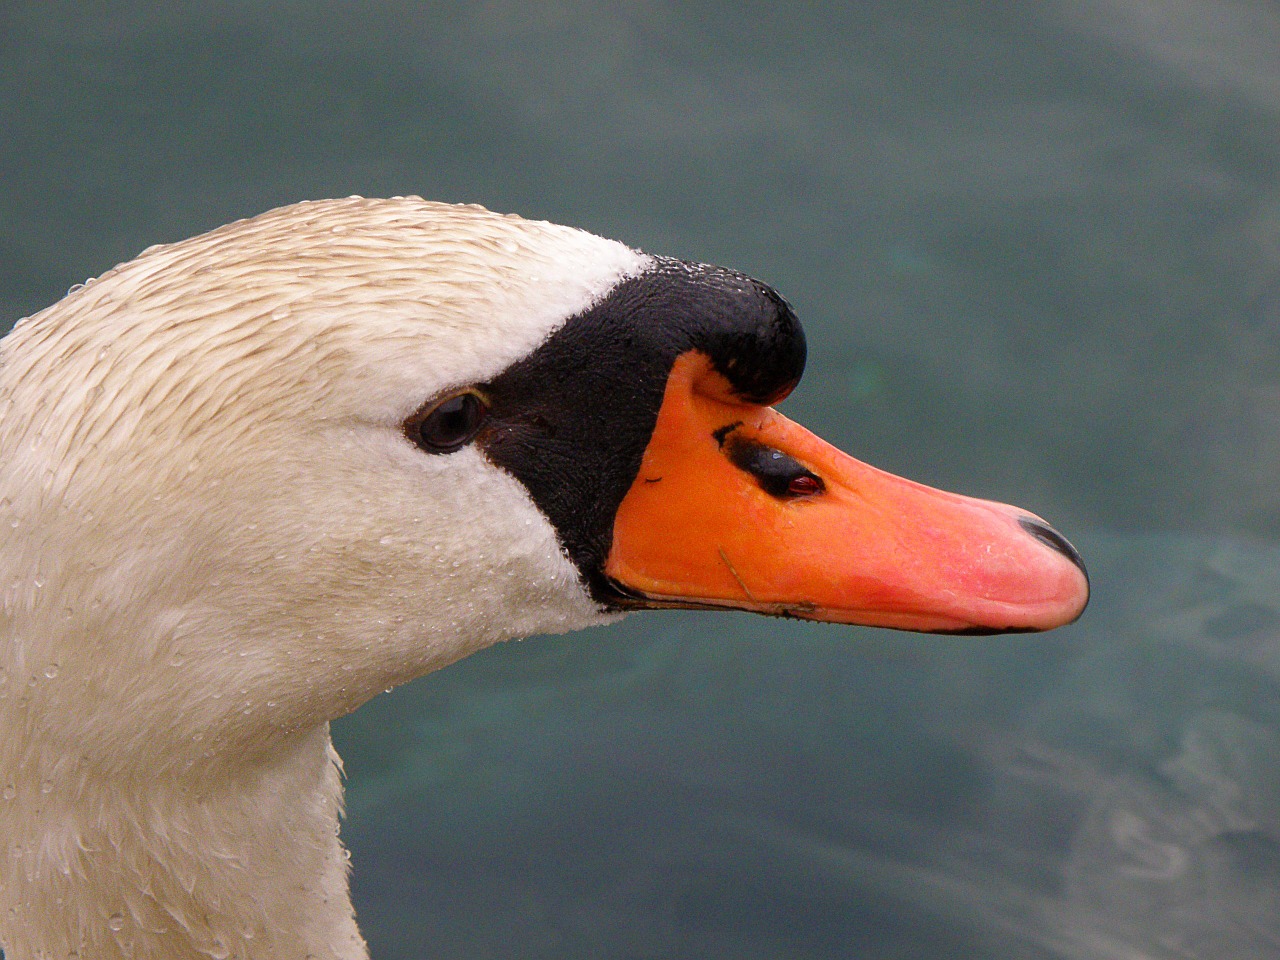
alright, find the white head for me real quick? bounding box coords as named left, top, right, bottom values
left=0, top=195, right=1092, bottom=777
left=0, top=199, right=649, bottom=778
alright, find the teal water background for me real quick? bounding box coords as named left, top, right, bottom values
left=4, top=3, right=1280, bottom=957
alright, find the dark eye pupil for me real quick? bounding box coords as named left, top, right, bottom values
left=416, top=393, right=487, bottom=453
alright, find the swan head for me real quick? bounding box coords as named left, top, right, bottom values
left=0, top=197, right=1089, bottom=775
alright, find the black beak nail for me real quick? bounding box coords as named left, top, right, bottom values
left=1018, top=516, right=1089, bottom=585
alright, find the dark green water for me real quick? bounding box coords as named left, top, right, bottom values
left=4, top=2, right=1280, bottom=957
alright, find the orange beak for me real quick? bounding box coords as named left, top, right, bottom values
left=604, top=352, right=1089, bottom=633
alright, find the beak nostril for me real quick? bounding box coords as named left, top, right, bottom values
left=1018, top=516, right=1089, bottom=583
left=723, top=436, right=824, bottom=499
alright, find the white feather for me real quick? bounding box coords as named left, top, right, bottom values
left=0, top=198, right=648, bottom=959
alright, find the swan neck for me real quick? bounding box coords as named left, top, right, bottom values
left=0, top=724, right=368, bottom=960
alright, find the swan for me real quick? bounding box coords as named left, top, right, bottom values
left=0, top=197, right=1088, bottom=959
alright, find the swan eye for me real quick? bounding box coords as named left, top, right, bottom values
left=409, top=391, right=489, bottom=454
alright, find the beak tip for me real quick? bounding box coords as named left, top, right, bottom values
left=1017, top=516, right=1088, bottom=582
left=1014, top=516, right=1090, bottom=629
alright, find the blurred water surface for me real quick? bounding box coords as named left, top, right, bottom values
left=4, top=2, right=1280, bottom=957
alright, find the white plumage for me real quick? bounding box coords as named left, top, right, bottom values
left=0, top=198, right=645, bottom=959
left=0, top=196, right=1089, bottom=959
